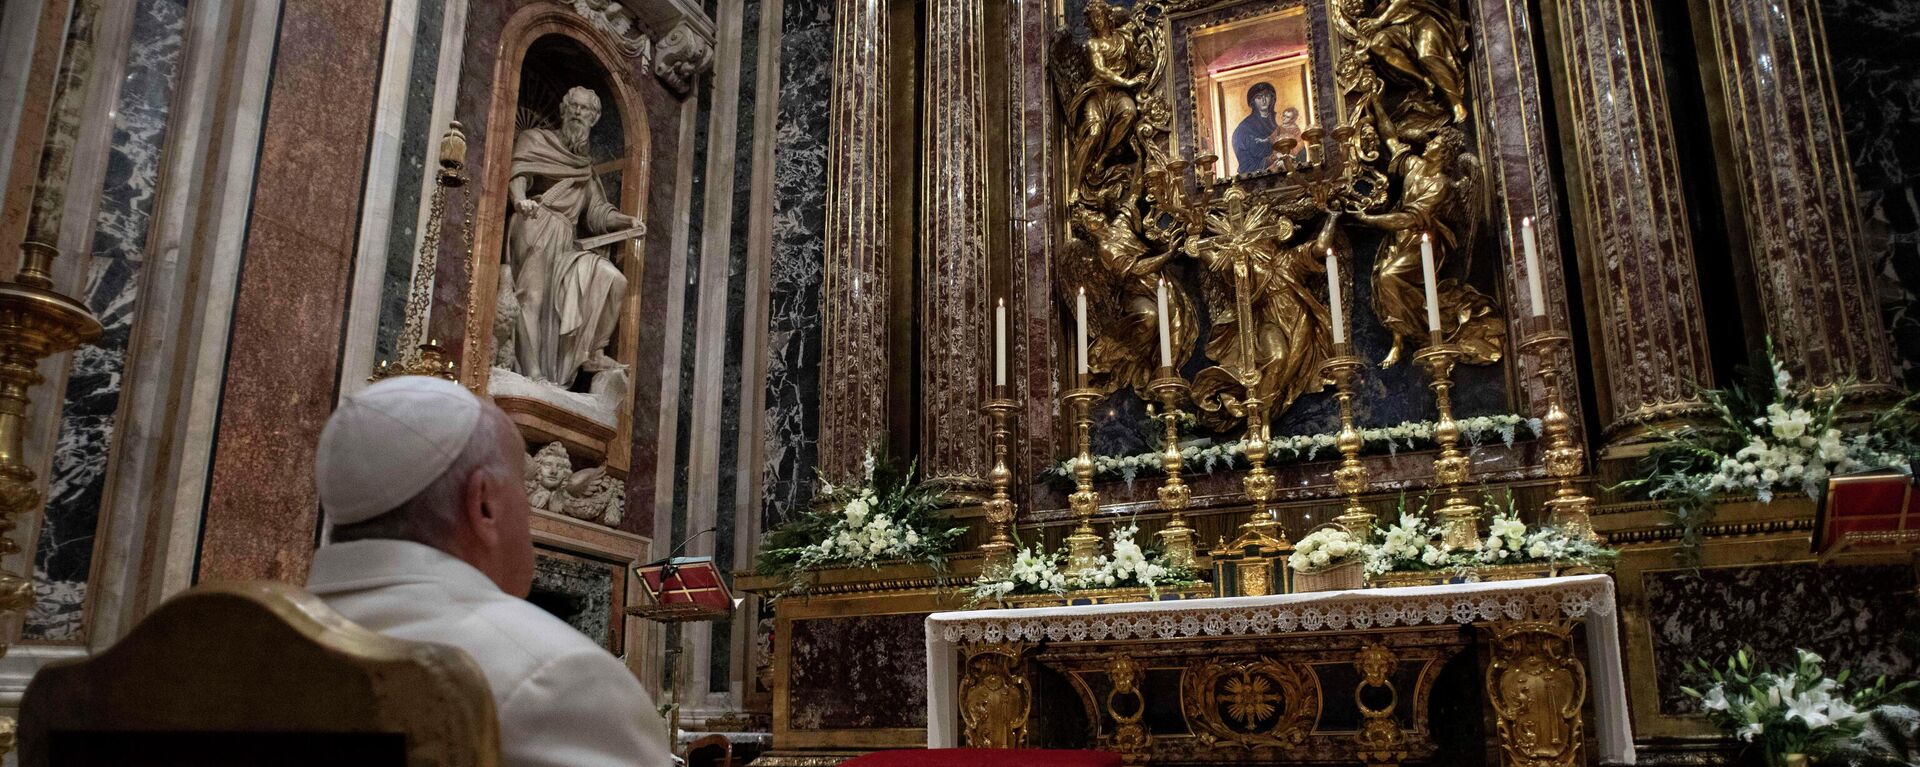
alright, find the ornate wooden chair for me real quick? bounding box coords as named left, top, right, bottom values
left=19, top=580, right=499, bottom=767
left=685, top=733, right=732, bottom=767
left=840, top=750, right=1122, bottom=767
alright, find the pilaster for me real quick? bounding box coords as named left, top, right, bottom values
left=1692, top=0, right=1899, bottom=395
left=818, top=0, right=890, bottom=480
left=1544, top=0, right=1718, bottom=444
left=919, top=0, right=990, bottom=490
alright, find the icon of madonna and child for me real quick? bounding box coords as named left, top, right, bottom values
left=1229, top=81, right=1307, bottom=176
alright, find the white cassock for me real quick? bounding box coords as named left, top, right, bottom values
left=308, top=539, right=673, bottom=767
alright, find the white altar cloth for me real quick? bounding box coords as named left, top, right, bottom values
left=925, top=574, right=1634, bottom=764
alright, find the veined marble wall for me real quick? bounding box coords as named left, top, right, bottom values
left=372, top=0, right=450, bottom=364
left=1644, top=563, right=1917, bottom=715
left=761, top=0, right=830, bottom=529
left=1823, top=0, right=1920, bottom=389
left=25, top=0, right=187, bottom=643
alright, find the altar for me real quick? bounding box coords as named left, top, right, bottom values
left=926, top=575, right=1633, bottom=766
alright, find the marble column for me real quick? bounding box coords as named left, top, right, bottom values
left=25, top=0, right=188, bottom=643
left=1545, top=0, right=1717, bottom=442
left=8, top=0, right=100, bottom=263
left=1692, top=0, right=1900, bottom=396
left=918, top=0, right=990, bottom=489
left=817, top=0, right=890, bottom=481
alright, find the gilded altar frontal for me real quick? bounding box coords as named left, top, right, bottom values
left=1, top=0, right=1918, bottom=765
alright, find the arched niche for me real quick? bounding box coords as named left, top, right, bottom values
left=464, top=9, right=652, bottom=482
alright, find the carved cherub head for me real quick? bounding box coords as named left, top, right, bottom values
left=529, top=442, right=574, bottom=491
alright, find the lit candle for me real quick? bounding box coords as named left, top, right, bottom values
left=1076, top=287, right=1089, bottom=376
left=1325, top=248, right=1345, bottom=345
left=1156, top=278, right=1173, bottom=369
left=1521, top=216, right=1545, bottom=318
left=995, top=298, right=1008, bottom=387
left=1420, top=233, right=1442, bottom=333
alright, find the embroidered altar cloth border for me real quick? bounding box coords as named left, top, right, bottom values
left=924, top=574, right=1633, bottom=764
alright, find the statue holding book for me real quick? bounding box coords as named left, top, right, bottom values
left=505, top=85, right=646, bottom=386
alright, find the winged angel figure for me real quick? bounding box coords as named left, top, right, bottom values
left=1051, top=0, right=1197, bottom=394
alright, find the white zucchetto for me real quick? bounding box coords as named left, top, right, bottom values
left=316, top=376, right=482, bottom=525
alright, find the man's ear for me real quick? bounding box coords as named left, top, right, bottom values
left=464, top=469, right=500, bottom=547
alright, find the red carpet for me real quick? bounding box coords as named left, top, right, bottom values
left=840, top=750, right=1122, bottom=767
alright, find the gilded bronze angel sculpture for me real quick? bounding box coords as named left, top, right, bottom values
left=1351, top=128, right=1503, bottom=367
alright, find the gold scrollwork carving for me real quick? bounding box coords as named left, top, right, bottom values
left=1050, top=0, right=1501, bottom=429
left=1485, top=620, right=1587, bottom=767
left=1106, top=653, right=1151, bottom=765
left=1181, top=655, right=1321, bottom=751
left=960, top=643, right=1033, bottom=749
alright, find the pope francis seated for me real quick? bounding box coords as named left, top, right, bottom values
left=304, top=376, right=673, bottom=767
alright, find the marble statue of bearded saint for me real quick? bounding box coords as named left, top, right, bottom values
left=507, top=85, right=636, bottom=386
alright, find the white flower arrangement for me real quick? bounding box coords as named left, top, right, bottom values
left=970, top=524, right=1198, bottom=603
left=1684, top=648, right=1915, bottom=766
left=969, top=542, right=1068, bottom=602
left=1623, top=344, right=1920, bottom=555
left=1068, top=525, right=1181, bottom=590
left=1289, top=527, right=1364, bottom=573
left=755, top=447, right=966, bottom=595
left=1361, top=495, right=1619, bottom=578
left=1052, top=414, right=1541, bottom=483
left=801, top=487, right=927, bottom=563
left=1361, top=512, right=1469, bottom=577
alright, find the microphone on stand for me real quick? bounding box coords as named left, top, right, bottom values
left=652, top=526, right=718, bottom=582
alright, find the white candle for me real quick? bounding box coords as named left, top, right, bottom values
left=1156, top=278, right=1173, bottom=368
left=995, top=298, right=1007, bottom=387
left=1076, top=287, right=1089, bottom=375
left=1325, top=248, right=1345, bottom=345
left=1521, top=216, right=1545, bottom=317
left=1420, top=233, right=1442, bottom=333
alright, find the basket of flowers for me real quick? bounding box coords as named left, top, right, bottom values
left=1289, top=526, right=1365, bottom=592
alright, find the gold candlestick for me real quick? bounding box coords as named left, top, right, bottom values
left=1322, top=345, right=1373, bottom=535
left=1520, top=327, right=1600, bottom=543
left=981, top=391, right=1019, bottom=569
left=1236, top=394, right=1287, bottom=544
left=1147, top=367, right=1195, bottom=569
left=1064, top=381, right=1103, bottom=572
left=0, top=242, right=102, bottom=754
left=1414, top=338, right=1481, bottom=549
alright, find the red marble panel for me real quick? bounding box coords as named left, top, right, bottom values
left=197, top=0, right=386, bottom=581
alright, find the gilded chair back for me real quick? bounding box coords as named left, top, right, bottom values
left=19, top=580, right=499, bottom=767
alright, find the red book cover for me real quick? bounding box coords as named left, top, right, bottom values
left=631, top=557, right=735, bottom=622
left=1814, top=469, right=1919, bottom=557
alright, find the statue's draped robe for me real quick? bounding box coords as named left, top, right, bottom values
left=507, top=127, right=629, bottom=384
